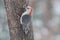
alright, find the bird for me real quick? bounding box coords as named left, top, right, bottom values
left=20, top=6, right=32, bottom=34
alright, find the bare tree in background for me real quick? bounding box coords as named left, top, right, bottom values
left=41, top=0, right=53, bottom=40
left=4, top=0, right=34, bottom=40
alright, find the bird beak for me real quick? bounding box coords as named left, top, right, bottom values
left=23, top=4, right=28, bottom=8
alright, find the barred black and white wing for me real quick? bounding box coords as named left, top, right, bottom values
left=20, top=14, right=31, bottom=34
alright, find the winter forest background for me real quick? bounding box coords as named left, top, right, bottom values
left=0, top=0, right=60, bottom=40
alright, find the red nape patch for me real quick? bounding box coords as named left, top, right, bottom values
left=30, top=9, right=32, bottom=15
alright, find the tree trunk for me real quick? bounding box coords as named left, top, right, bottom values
left=42, top=0, right=52, bottom=29
left=4, top=0, right=34, bottom=40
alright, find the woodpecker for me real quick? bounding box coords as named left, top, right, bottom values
left=20, top=6, right=32, bottom=34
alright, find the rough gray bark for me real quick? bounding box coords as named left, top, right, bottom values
left=4, top=0, right=34, bottom=40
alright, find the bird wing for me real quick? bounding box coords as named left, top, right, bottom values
left=22, top=15, right=31, bottom=24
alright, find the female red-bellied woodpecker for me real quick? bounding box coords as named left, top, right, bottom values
left=20, top=6, right=32, bottom=34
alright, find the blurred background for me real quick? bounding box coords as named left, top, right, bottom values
left=0, top=0, right=60, bottom=40
left=0, top=0, right=9, bottom=40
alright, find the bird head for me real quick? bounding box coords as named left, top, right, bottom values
left=25, top=6, right=32, bottom=15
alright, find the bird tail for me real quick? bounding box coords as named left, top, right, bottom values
left=22, top=24, right=29, bottom=34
